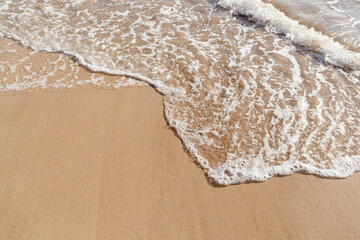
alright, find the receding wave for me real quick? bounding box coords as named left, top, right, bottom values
left=1, top=0, right=360, bottom=185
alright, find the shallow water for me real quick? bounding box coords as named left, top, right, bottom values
left=1, top=0, right=360, bottom=185
left=265, top=0, right=360, bottom=51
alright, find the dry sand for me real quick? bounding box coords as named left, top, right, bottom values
left=1, top=85, right=360, bottom=240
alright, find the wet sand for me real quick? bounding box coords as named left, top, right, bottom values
left=1, top=85, right=360, bottom=239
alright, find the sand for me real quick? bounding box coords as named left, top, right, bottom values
left=0, top=34, right=359, bottom=240
left=1, top=85, right=360, bottom=240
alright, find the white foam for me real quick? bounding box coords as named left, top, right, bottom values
left=218, top=0, right=360, bottom=70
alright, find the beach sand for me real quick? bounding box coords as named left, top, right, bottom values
left=1, top=85, right=360, bottom=239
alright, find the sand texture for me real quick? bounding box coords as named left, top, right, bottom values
left=1, top=86, right=360, bottom=240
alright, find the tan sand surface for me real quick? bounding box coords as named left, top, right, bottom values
left=1, top=86, right=360, bottom=240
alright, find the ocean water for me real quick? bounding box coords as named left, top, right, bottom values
left=1, top=0, right=360, bottom=185
left=0, top=38, right=146, bottom=90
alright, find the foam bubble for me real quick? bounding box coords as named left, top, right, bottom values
left=218, top=0, right=360, bottom=70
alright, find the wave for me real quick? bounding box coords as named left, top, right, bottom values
left=218, top=0, right=360, bottom=71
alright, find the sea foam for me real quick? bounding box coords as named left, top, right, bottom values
left=218, top=0, right=360, bottom=70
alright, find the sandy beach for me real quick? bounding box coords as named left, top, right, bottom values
left=1, top=0, right=360, bottom=234
left=1, top=85, right=360, bottom=239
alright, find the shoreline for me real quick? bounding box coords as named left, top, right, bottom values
left=1, top=85, right=360, bottom=239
